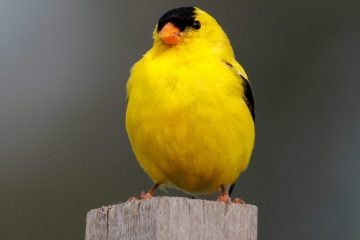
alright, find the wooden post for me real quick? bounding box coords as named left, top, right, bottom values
left=85, top=197, right=257, bottom=240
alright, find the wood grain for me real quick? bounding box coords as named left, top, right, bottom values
left=85, top=197, right=257, bottom=240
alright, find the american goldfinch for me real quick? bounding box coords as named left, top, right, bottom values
left=126, top=7, right=255, bottom=203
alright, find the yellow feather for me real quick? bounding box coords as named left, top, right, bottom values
left=126, top=7, right=255, bottom=194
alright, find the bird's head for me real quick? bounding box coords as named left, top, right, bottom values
left=152, top=7, right=231, bottom=53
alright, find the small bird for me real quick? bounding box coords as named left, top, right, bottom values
left=126, top=7, right=255, bottom=203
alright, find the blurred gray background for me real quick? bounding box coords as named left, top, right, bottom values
left=1, top=0, right=359, bottom=239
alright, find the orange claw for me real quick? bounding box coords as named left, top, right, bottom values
left=127, top=196, right=138, bottom=202
left=217, top=193, right=231, bottom=204
left=232, top=198, right=246, bottom=204
left=140, top=191, right=153, bottom=200
left=128, top=183, right=160, bottom=202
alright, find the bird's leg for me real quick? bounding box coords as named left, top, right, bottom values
left=217, top=185, right=231, bottom=203
left=140, top=183, right=160, bottom=200
left=127, top=183, right=161, bottom=202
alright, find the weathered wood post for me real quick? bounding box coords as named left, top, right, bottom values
left=85, top=197, right=257, bottom=240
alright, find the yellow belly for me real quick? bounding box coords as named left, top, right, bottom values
left=126, top=96, right=254, bottom=193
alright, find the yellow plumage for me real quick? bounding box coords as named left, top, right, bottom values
left=126, top=7, right=255, bottom=195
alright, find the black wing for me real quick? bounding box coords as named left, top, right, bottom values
left=223, top=60, right=255, bottom=122
left=241, top=75, right=255, bottom=121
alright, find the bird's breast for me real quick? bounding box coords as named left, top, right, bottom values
left=126, top=55, right=254, bottom=193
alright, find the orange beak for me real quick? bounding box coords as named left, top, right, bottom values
left=158, top=22, right=182, bottom=45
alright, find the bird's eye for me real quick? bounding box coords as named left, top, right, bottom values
left=193, top=20, right=201, bottom=30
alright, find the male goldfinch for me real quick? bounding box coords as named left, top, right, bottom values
left=126, top=7, right=255, bottom=203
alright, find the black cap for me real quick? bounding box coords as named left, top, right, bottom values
left=157, top=7, right=196, bottom=32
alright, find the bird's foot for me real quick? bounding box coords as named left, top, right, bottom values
left=140, top=191, right=153, bottom=200
left=127, top=196, right=138, bottom=202
left=127, top=192, right=153, bottom=202
left=217, top=193, right=231, bottom=204
left=127, top=183, right=160, bottom=202
left=232, top=198, right=246, bottom=204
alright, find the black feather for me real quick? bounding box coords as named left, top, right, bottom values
left=241, top=76, right=255, bottom=121
left=229, top=183, right=236, bottom=196
left=157, top=7, right=197, bottom=32
left=224, top=60, right=255, bottom=122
